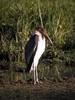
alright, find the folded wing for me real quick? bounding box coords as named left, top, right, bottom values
left=25, top=34, right=38, bottom=72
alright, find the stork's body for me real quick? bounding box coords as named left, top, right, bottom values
left=30, top=31, right=45, bottom=73
left=30, top=31, right=45, bottom=84
left=25, top=26, right=52, bottom=84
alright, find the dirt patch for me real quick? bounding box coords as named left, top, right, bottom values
left=0, top=77, right=75, bottom=100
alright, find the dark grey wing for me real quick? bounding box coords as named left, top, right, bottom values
left=25, top=35, right=36, bottom=64
left=25, top=34, right=38, bottom=72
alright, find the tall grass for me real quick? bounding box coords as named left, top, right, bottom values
left=0, top=0, right=75, bottom=80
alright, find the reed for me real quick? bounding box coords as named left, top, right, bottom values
left=0, top=0, right=75, bottom=81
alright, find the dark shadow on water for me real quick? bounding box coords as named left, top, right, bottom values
left=0, top=89, right=75, bottom=100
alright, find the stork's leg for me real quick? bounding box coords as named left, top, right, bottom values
left=36, top=66, right=39, bottom=83
left=35, top=66, right=43, bottom=84
left=33, top=66, right=36, bottom=85
left=33, top=66, right=39, bottom=85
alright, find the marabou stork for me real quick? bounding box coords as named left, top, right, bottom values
left=25, top=26, right=53, bottom=84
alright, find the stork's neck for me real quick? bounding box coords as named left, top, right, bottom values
left=35, top=31, right=43, bottom=37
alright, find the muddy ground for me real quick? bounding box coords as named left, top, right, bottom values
left=0, top=77, right=75, bottom=100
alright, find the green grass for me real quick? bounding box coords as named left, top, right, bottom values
left=0, top=0, right=75, bottom=81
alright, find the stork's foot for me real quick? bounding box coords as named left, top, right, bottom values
left=34, top=80, right=43, bottom=85
left=34, top=82, right=36, bottom=85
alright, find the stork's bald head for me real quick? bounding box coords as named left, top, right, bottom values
left=35, top=26, right=44, bottom=35
left=35, top=26, right=53, bottom=45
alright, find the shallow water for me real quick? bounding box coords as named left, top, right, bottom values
left=0, top=65, right=75, bottom=100
left=0, top=89, right=75, bottom=100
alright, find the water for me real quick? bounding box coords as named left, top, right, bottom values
left=0, top=89, right=75, bottom=100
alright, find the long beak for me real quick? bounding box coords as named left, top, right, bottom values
left=44, top=32, right=53, bottom=45
left=48, top=37, right=53, bottom=45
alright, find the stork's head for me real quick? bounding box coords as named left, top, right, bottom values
left=35, top=26, right=44, bottom=38
left=35, top=26, right=44, bottom=34
left=35, top=26, right=53, bottom=45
